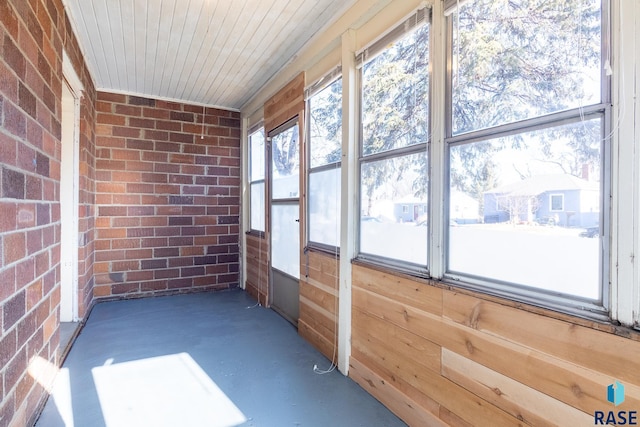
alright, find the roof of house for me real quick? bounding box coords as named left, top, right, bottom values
left=485, top=174, right=599, bottom=196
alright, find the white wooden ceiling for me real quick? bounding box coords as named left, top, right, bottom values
left=63, top=0, right=356, bottom=110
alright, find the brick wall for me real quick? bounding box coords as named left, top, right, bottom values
left=0, top=0, right=96, bottom=426
left=94, top=93, right=241, bottom=298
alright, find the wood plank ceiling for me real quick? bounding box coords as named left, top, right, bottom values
left=62, top=0, right=356, bottom=110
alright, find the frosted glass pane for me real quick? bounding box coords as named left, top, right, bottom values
left=250, top=182, right=264, bottom=231
left=309, top=168, right=340, bottom=247
left=249, top=129, right=265, bottom=181
left=360, top=152, right=428, bottom=265
left=271, top=203, right=300, bottom=278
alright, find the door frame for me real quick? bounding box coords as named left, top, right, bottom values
left=267, top=117, right=301, bottom=325
left=60, top=51, right=83, bottom=322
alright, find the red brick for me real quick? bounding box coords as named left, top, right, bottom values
left=0, top=202, right=17, bottom=232
left=112, top=126, right=140, bottom=138
left=26, top=228, right=42, bottom=255
left=140, top=216, right=167, bottom=227
left=97, top=136, right=126, bottom=148
left=112, top=283, right=140, bottom=295
left=126, top=183, right=153, bottom=194
left=111, top=260, right=138, bottom=272
left=125, top=249, right=152, bottom=259
left=111, top=171, right=141, bottom=182
left=4, top=231, right=26, bottom=265
left=137, top=280, right=166, bottom=293
left=129, top=117, right=155, bottom=129
left=3, top=290, right=25, bottom=330
left=112, top=194, right=140, bottom=205
left=114, top=104, right=141, bottom=117
left=111, top=238, right=140, bottom=249
left=140, top=237, right=168, bottom=248
left=98, top=92, right=127, bottom=103
left=126, top=161, right=154, bottom=172
left=143, top=108, right=170, bottom=119
left=96, top=101, right=112, bottom=113
left=96, top=159, right=126, bottom=171
left=97, top=113, right=125, bottom=125
left=154, top=269, right=179, bottom=279
left=181, top=266, right=204, bottom=277
left=155, top=120, right=181, bottom=132
left=155, top=141, right=180, bottom=152
left=96, top=182, right=126, bottom=194
left=170, top=132, right=194, bottom=144
left=155, top=163, right=180, bottom=174
left=127, top=139, right=154, bottom=151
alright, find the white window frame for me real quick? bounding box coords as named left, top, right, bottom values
left=355, top=7, right=431, bottom=275
left=248, top=127, right=266, bottom=233
left=440, top=0, right=611, bottom=322
left=306, top=67, right=343, bottom=252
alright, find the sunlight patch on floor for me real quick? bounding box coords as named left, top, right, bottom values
left=91, top=353, right=246, bottom=427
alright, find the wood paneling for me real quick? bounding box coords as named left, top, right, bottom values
left=442, top=349, right=592, bottom=426
left=245, top=233, right=268, bottom=305
left=351, top=265, right=640, bottom=426
left=443, top=290, right=640, bottom=386
left=264, top=73, right=305, bottom=132
left=299, top=250, right=339, bottom=361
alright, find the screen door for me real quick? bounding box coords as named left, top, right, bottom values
left=269, top=119, right=300, bottom=325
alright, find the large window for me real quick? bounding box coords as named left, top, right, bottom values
left=248, top=127, right=265, bottom=232
left=446, top=0, right=608, bottom=313
left=357, top=9, right=430, bottom=270
left=307, top=73, right=342, bottom=249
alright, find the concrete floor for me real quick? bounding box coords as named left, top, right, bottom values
left=36, top=289, right=406, bottom=427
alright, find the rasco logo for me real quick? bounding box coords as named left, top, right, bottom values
left=609, top=382, right=626, bottom=407
left=594, top=381, right=637, bottom=425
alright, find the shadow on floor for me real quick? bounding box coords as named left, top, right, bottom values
left=35, top=289, right=406, bottom=427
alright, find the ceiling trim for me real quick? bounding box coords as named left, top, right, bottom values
left=96, top=88, right=240, bottom=112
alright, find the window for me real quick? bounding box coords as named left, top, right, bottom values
left=307, top=72, right=342, bottom=249
left=248, top=128, right=265, bottom=232
left=549, top=194, right=564, bottom=212
left=357, top=9, right=429, bottom=270
left=446, top=0, right=609, bottom=315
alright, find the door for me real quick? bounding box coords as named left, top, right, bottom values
left=60, top=79, right=79, bottom=322
left=269, top=119, right=300, bottom=325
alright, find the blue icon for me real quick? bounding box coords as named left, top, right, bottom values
left=608, top=381, right=625, bottom=406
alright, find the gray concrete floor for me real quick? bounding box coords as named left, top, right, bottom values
left=36, top=289, right=406, bottom=427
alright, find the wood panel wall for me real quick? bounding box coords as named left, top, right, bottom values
left=245, top=233, right=268, bottom=306
left=350, top=264, right=640, bottom=426
left=299, top=250, right=339, bottom=362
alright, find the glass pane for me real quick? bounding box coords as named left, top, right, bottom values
left=272, top=203, right=300, bottom=279
left=451, top=0, right=602, bottom=135
left=249, top=128, right=265, bottom=181
left=362, top=23, right=429, bottom=156
left=448, top=117, right=602, bottom=300
left=309, top=79, right=342, bottom=168
left=272, top=124, right=300, bottom=199
left=360, top=151, right=428, bottom=265
left=309, top=168, right=341, bottom=247
left=250, top=182, right=265, bottom=231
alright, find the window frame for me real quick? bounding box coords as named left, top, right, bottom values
left=248, top=126, right=266, bottom=235
left=441, top=0, right=612, bottom=322
left=549, top=194, right=565, bottom=212
left=355, top=8, right=431, bottom=275
left=305, top=68, right=343, bottom=253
